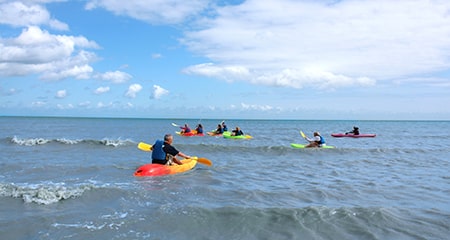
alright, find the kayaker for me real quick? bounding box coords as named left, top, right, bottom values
left=346, top=126, right=360, bottom=135
left=195, top=124, right=203, bottom=134
left=151, top=134, right=190, bottom=165
left=221, top=121, right=228, bottom=131
left=231, top=126, right=244, bottom=136
left=214, top=124, right=223, bottom=134
left=180, top=124, right=191, bottom=134
left=305, top=131, right=325, bottom=148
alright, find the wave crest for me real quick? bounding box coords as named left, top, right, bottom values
left=9, top=136, right=134, bottom=147
left=0, top=183, right=95, bottom=205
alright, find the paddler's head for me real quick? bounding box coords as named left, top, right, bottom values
left=164, top=134, right=173, bottom=144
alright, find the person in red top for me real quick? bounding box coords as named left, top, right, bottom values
left=180, top=124, right=191, bottom=134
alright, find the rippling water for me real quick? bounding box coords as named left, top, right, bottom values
left=0, top=117, right=449, bottom=239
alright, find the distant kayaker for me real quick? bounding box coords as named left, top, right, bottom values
left=151, top=134, right=190, bottom=165
left=221, top=121, right=228, bottom=131
left=346, top=126, right=360, bottom=135
left=305, top=131, right=326, bottom=148
left=214, top=124, right=223, bottom=134
left=180, top=124, right=191, bottom=134
left=231, top=126, right=244, bottom=136
left=195, top=124, right=203, bottom=134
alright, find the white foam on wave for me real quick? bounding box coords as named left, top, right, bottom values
left=11, top=136, right=49, bottom=146
left=10, top=136, right=135, bottom=147
left=100, top=138, right=134, bottom=147
left=0, top=182, right=95, bottom=205
left=56, top=138, right=81, bottom=144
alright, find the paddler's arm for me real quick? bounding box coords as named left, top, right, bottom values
left=173, top=152, right=190, bottom=165
left=178, top=152, right=191, bottom=159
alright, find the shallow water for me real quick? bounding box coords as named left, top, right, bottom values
left=1, top=117, right=449, bottom=239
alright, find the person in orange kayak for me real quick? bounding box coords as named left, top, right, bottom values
left=305, top=131, right=326, bottom=148
left=180, top=124, right=191, bottom=134
left=214, top=124, right=223, bottom=134
left=195, top=124, right=203, bottom=134
left=152, top=134, right=190, bottom=165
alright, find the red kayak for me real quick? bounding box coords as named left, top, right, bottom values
left=331, top=133, right=376, bottom=138
left=176, top=131, right=204, bottom=137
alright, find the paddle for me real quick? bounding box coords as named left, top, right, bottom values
left=138, top=141, right=153, bottom=151
left=300, top=131, right=307, bottom=139
left=171, top=123, right=180, bottom=127
left=137, top=142, right=212, bottom=166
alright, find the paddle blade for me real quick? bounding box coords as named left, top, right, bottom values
left=138, top=142, right=152, bottom=151
left=300, top=131, right=306, bottom=139
left=197, top=158, right=212, bottom=166
left=171, top=123, right=179, bottom=127
left=191, top=156, right=212, bottom=166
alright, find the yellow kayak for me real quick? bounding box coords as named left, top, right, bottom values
left=134, top=158, right=197, bottom=177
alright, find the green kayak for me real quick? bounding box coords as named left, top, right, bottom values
left=290, top=143, right=335, bottom=149
left=223, top=131, right=252, bottom=139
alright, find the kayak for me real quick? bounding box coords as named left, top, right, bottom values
left=176, top=131, right=204, bottom=137
left=331, top=133, right=376, bottom=138
left=290, top=143, right=335, bottom=149
left=223, top=131, right=252, bottom=139
left=134, top=158, right=197, bottom=177
left=207, top=130, right=226, bottom=136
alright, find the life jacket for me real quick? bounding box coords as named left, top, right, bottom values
left=151, top=140, right=166, bottom=160
left=318, top=136, right=325, bottom=144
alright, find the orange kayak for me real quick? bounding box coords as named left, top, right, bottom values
left=134, top=158, right=197, bottom=177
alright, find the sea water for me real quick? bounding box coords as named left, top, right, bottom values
left=0, top=117, right=449, bottom=239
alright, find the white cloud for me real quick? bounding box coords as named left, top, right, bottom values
left=151, top=85, right=169, bottom=99
left=1, top=87, right=20, bottom=96
left=78, top=101, right=91, bottom=107
left=181, top=0, right=450, bottom=89
left=94, top=86, right=110, bottom=94
left=85, top=0, right=209, bottom=24
left=55, top=89, right=67, bottom=98
left=57, top=103, right=74, bottom=109
left=152, top=53, right=162, bottom=59
left=96, top=101, right=110, bottom=108
left=0, top=1, right=68, bottom=30
left=241, top=102, right=274, bottom=111
left=0, top=26, right=99, bottom=80
left=125, top=83, right=142, bottom=98
left=183, top=63, right=250, bottom=82
left=95, top=71, right=132, bottom=83
left=32, top=101, right=46, bottom=107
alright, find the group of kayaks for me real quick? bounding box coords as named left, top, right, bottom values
left=177, top=130, right=253, bottom=139
left=134, top=126, right=376, bottom=177
left=290, top=130, right=376, bottom=149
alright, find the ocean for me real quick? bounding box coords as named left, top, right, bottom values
left=0, top=116, right=449, bottom=239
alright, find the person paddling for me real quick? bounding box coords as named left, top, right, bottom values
left=305, top=131, right=326, bottom=148
left=180, top=124, right=191, bottom=134
left=346, top=126, right=360, bottom=135
left=151, top=134, right=190, bottom=165
left=231, top=126, right=244, bottom=136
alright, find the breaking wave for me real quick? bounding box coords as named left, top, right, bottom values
left=0, top=182, right=96, bottom=205
left=8, top=136, right=135, bottom=147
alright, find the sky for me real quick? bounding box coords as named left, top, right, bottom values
left=1, top=0, right=450, bottom=120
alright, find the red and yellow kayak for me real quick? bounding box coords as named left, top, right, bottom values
left=134, top=158, right=197, bottom=177
left=176, top=130, right=204, bottom=136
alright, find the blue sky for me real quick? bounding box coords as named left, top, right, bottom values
left=1, top=0, right=450, bottom=120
